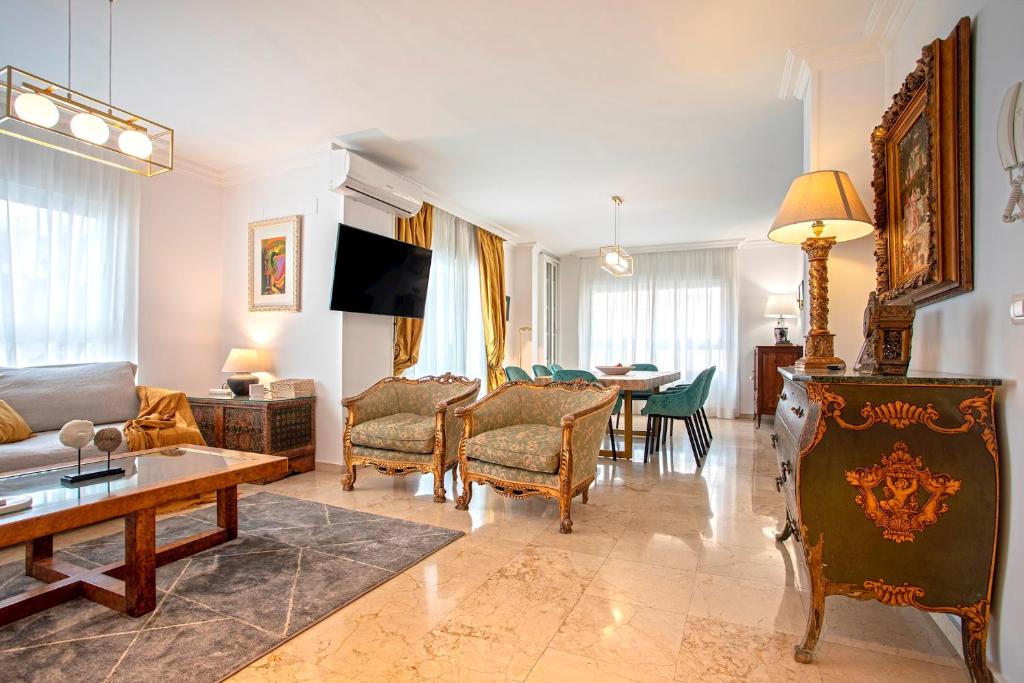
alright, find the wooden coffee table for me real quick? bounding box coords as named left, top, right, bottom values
left=0, top=445, right=287, bottom=626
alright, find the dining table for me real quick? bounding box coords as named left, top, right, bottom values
left=535, top=369, right=681, bottom=458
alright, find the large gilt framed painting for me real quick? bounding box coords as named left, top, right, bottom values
left=871, top=17, right=972, bottom=307
left=248, top=215, right=302, bottom=312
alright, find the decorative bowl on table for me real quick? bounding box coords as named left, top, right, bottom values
left=595, top=365, right=633, bottom=376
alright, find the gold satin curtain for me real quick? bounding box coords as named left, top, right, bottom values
left=393, top=203, right=433, bottom=375
left=476, top=227, right=507, bottom=391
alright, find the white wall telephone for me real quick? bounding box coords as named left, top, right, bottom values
left=997, top=81, right=1024, bottom=223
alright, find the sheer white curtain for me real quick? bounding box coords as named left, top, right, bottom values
left=0, top=138, right=140, bottom=367
left=410, top=207, right=488, bottom=384
left=578, top=247, right=739, bottom=418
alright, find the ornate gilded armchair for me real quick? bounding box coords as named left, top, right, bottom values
left=454, top=379, right=617, bottom=533
left=342, top=373, right=480, bottom=503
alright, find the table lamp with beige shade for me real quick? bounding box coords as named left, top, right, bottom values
left=222, top=347, right=270, bottom=396
left=768, top=170, right=873, bottom=370
left=764, top=293, right=799, bottom=345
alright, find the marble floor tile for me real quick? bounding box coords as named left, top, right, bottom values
left=0, top=417, right=969, bottom=681
left=815, top=641, right=969, bottom=682
left=687, top=572, right=808, bottom=636
left=585, top=557, right=695, bottom=614
left=674, top=616, right=822, bottom=682
left=527, top=647, right=673, bottom=682
left=548, top=594, right=689, bottom=680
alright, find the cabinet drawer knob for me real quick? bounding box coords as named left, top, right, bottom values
left=780, top=392, right=788, bottom=402
left=790, top=406, right=804, bottom=418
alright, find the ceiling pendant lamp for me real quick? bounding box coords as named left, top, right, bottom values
left=599, top=195, right=634, bottom=277
left=0, top=0, right=172, bottom=176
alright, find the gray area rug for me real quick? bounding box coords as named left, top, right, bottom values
left=0, top=492, right=462, bottom=682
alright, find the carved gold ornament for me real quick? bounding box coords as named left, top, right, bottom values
left=804, top=385, right=998, bottom=460
left=846, top=441, right=961, bottom=543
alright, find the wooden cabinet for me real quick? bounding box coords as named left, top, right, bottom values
left=187, top=396, right=315, bottom=483
left=753, top=345, right=802, bottom=427
left=772, top=368, right=1001, bottom=682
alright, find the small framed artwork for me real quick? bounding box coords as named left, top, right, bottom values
left=248, top=215, right=302, bottom=312
left=871, top=17, right=972, bottom=307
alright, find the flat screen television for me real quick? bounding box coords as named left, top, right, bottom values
left=330, top=223, right=432, bottom=318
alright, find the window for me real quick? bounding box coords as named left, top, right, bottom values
left=409, top=207, right=487, bottom=384
left=0, top=138, right=140, bottom=367
left=578, top=247, right=738, bottom=417
left=542, top=255, right=559, bottom=366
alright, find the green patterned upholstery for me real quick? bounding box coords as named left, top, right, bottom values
left=466, top=424, right=563, bottom=473
left=350, top=413, right=435, bottom=453
left=342, top=375, right=481, bottom=503
left=551, top=370, right=619, bottom=415
left=469, top=458, right=559, bottom=487
left=504, top=366, right=532, bottom=382
left=350, top=444, right=436, bottom=465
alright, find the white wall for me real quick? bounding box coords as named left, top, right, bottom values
left=736, top=243, right=804, bottom=416
left=138, top=170, right=224, bottom=394
left=557, top=255, right=580, bottom=369
left=508, top=243, right=536, bottom=369
left=803, top=60, right=885, bottom=365
left=339, top=197, right=395, bottom=400
left=886, top=4, right=1023, bottom=679
left=218, top=152, right=347, bottom=465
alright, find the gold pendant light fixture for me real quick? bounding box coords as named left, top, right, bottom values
left=0, top=0, right=172, bottom=176
left=599, top=195, right=634, bottom=277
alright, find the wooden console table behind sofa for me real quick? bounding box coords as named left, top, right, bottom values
left=188, top=395, right=315, bottom=482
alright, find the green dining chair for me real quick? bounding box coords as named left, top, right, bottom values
left=553, top=369, right=622, bottom=459
left=504, top=366, right=532, bottom=383
left=532, top=364, right=553, bottom=378
left=671, top=366, right=715, bottom=447
left=550, top=363, right=565, bottom=373
left=641, top=368, right=712, bottom=466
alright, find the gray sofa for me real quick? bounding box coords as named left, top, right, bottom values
left=0, top=362, right=139, bottom=474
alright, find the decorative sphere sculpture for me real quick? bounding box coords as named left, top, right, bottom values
left=94, top=427, right=123, bottom=454
left=59, top=420, right=95, bottom=450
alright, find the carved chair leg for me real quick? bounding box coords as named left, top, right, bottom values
left=962, top=614, right=992, bottom=683
left=582, top=484, right=590, bottom=504
left=558, top=495, right=573, bottom=534
left=455, top=478, right=473, bottom=511
left=342, top=463, right=357, bottom=491
left=794, top=567, right=826, bottom=664
left=432, top=473, right=446, bottom=503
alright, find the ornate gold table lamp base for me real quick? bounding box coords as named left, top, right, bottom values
left=796, top=235, right=845, bottom=371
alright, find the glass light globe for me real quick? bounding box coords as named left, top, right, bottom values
left=14, top=92, right=59, bottom=128
left=70, top=113, right=109, bottom=144
left=118, top=130, right=153, bottom=159
left=603, top=250, right=620, bottom=266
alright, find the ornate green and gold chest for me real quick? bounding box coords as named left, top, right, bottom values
left=772, top=367, right=1001, bottom=682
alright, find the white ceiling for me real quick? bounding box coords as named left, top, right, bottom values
left=2, top=0, right=874, bottom=253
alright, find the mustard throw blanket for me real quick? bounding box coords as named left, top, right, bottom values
left=123, top=386, right=206, bottom=451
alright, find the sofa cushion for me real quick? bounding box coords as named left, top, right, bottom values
left=350, top=413, right=436, bottom=454
left=466, top=424, right=563, bottom=474
left=0, top=400, right=32, bottom=444
left=0, top=362, right=140, bottom=433
left=0, top=422, right=130, bottom=474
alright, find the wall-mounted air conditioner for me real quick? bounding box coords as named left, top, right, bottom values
left=329, top=147, right=423, bottom=219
